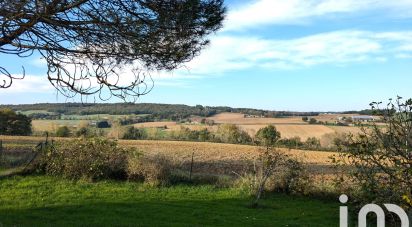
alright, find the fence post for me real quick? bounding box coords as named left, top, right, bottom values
left=0, top=140, right=3, bottom=165
left=189, top=151, right=194, bottom=181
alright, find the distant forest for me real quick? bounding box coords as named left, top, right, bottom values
left=1, top=103, right=374, bottom=120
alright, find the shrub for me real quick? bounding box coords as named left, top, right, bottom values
left=0, top=108, right=32, bottom=135
left=278, top=136, right=303, bottom=148
left=255, top=125, right=281, bottom=146
left=145, top=128, right=164, bottom=140
left=304, top=137, right=321, bottom=150
left=55, top=126, right=71, bottom=137
left=31, top=138, right=134, bottom=181
left=215, top=124, right=252, bottom=144
left=320, top=132, right=345, bottom=149
left=127, top=154, right=173, bottom=186
left=122, top=127, right=147, bottom=140
left=198, top=128, right=212, bottom=142
left=334, top=97, right=412, bottom=210
left=235, top=148, right=309, bottom=206
left=172, top=126, right=200, bottom=141
left=308, top=118, right=317, bottom=124
left=277, top=159, right=311, bottom=195
left=75, top=127, right=91, bottom=137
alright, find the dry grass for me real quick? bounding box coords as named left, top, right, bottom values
left=133, top=121, right=177, bottom=128
left=0, top=135, right=68, bottom=143
left=32, top=120, right=87, bottom=132
left=165, top=124, right=218, bottom=132
left=327, top=126, right=362, bottom=134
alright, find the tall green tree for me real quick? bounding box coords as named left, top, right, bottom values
left=0, top=108, right=32, bottom=135
left=255, top=125, right=281, bottom=147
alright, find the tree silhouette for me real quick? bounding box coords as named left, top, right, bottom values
left=0, top=0, right=225, bottom=100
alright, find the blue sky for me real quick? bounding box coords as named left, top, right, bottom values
left=1, top=0, right=412, bottom=111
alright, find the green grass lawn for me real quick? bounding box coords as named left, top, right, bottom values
left=0, top=175, right=340, bottom=226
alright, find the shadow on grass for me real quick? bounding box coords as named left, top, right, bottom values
left=0, top=196, right=340, bottom=226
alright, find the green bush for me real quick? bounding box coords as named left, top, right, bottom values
left=171, top=126, right=199, bottom=141
left=198, top=128, right=212, bottom=142
left=277, top=159, right=311, bottom=195
left=304, top=137, right=321, bottom=150
left=278, top=137, right=303, bottom=148
left=56, top=126, right=71, bottom=137
left=31, top=138, right=135, bottom=181
left=255, top=125, right=281, bottom=146
left=308, top=118, right=317, bottom=124
left=0, top=108, right=32, bottom=135
left=122, top=127, right=147, bottom=140
left=215, top=124, right=252, bottom=144
left=75, top=127, right=91, bottom=137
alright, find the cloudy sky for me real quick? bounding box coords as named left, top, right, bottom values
left=1, top=0, right=412, bottom=111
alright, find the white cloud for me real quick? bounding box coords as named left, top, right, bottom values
left=4, top=29, right=412, bottom=95
left=396, top=53, right=412, bottom=59
left=0, top=75, right=51, bottom=94
left=224, top=0, right=412, bottom=31
left=177, top=30, right=412, bottom=74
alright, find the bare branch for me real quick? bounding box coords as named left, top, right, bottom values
left=0, top=0, right=226, bottom=101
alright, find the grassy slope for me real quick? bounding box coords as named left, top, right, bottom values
left=0, top=175, right=340, bottom=226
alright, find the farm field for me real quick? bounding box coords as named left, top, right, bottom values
left=205, top=112, right=364, bottom=140
left=133, top=121, right=178, bottom=128
left=26, top=111, right=368, bottom=143
left=129, top=112, right=365, bottom=141
left=206, top=113, right=305, bottom=125
left=0, top=136, right=336, bottom=164
left=239, top=124, right=362, bottom=140
left=0, top=136, right=337, bottom=177
left=32, top=120, right=87, bottom=132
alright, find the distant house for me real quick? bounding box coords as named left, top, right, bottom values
left=351, top=116, right=375, bottom=122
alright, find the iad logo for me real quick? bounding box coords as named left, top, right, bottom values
left=339, top=194, right=410, bottom=227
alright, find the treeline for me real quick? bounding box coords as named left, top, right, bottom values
left=342, top=109, right=383, bottom=116
left=121, top=124, right=326, bottom=151
left=2, top=103, right=321, bottom=120
left=0, top=109, right=32, bottom=135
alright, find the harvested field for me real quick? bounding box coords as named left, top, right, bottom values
left=207, top=112, right=305, bottom=125
left=119, top=140, right=336, bottom=176
left=327, top=126, right=362, bottom=134
left=0, top=136, right=337, bottom=177
left=133, top=121, right=177, bottom=128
